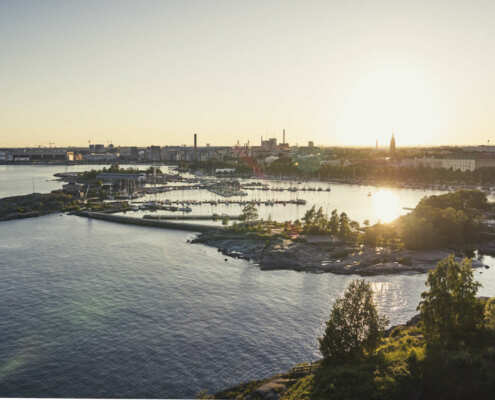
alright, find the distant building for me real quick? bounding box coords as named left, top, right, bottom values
left=96, top=172, right=146, bottom=185
left=119, top=146, right=139, bottom=161
left=89, top=144, right=105, bottom=153
left=390, top=133, right=396, bottom=155
left=261, top=138, right=278, bottom=151
left=62, top=182, right=85, bottom=197
left=84, top=153, right=118, bottom=162
left=399, top=156, right=495, bottom=172
left=215, top=168, right=236, bottom=175
left=308, top=141, right=314, bottom=148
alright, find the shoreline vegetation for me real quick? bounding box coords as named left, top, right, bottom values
left=203, top=256, right=495, bottom=400
left=192, top=190, right=495, bottom=275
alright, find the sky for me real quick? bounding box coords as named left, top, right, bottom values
left=1, top=0, right=495, bottom=147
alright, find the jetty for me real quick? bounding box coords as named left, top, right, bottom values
left=76, top=211, right=224, bottom=232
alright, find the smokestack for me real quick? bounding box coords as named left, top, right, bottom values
left=283, top=129, right=286, bottom=145
left=194, top=133, right=197, bottom=161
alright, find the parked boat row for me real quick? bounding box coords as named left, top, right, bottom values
left=243, top=186, right=331, bottom=192
left=131, top=198, right=307, bottom=209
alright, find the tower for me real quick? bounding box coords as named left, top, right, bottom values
left=283, top=129, right=286, bottom=145
left=390, top=132, right=396, bottom=155
left=194, top=133, right=197, bottom=161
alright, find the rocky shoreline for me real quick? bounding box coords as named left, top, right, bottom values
left=191, top=231, right=491, bottom=276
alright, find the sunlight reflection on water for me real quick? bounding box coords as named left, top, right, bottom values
left=372, top=189, right=402, bottom=223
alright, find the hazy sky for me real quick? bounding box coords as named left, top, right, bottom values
left=1, top=0, right=494, bottom=147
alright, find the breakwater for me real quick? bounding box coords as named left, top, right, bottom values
left=76, top=211, right=224, bottom=232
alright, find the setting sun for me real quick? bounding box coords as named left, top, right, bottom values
left=336, top=65, right=444, bottom=147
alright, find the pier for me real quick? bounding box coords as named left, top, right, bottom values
left=76, top=211, right=225, bottom=232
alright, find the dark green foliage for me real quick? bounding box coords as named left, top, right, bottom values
left=417, top=189, right=487, bottom=211
left=302, top=206, right=360, bottom=240
left=319, top=280, right=388, bottom=362
left=240, top=203, right=258, bottom=222
left=418, top=255, right=484, bottom=350
left=319, top=163, right=495, bottom=186
left=0, top=191, right=81, bottom=220
left=265, top=156, right=300, bottom=176
left=362, top=190, right=486, bottom=250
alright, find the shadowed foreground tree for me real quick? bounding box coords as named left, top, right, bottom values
left=319, top=280, right=388, bottom=362
left=418, top=255, right=484, bottom=350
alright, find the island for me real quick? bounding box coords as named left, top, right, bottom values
left=192, top=190, right=495, bottom=275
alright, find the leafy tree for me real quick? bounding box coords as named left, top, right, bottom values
left=240, top=203, right=258, bottom=222
left=329, top=209, right=339, bottom=234
left=484, top=298, right=495, bottom=331
left=303, top=206, right=316, bottom=228
left=338, top=212, right=352, bottom=240
left=418, top=255, right=484, bottom=349
left=319, top=280, right=388, bottom=362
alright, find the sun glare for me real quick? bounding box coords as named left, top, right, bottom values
left=372, top=189, right=401, bottom=223
left=336, top=65, right=440, bottom=146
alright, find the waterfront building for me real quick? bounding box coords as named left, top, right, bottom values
left=399, top=156, right=495, bottom=172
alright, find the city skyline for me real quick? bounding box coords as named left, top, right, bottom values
left=2, top=0, right=495, bottom=147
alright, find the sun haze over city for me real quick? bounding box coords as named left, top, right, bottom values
left=1, top=0, right=495, bottom=147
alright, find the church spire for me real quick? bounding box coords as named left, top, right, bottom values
left=390, top=131, right=396, bottom=155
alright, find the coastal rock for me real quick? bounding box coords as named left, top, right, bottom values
left=192, top=232, right=488, bottom=276
left=247, top=378, right=291, bottom=400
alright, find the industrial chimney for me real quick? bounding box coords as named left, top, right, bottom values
left=194, top=133, right=197, bottom=161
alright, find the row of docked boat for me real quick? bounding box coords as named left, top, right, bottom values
left=243, top=186, right=331, bottom=192
left=132, top=198, right=307, bottom=209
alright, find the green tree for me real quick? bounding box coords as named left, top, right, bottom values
left=418, top=255, right=484, bottom=349
left=484, top=298, right=495, bottom=331
left=303, top=206, right=316, bottom=229
left=240, top=203, right=258, bottom=222
left=338, top=212, right=352, bottom=240
left=329, top=209, right=339, bottom=234
left=319, top=280, right=388, bottom=362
